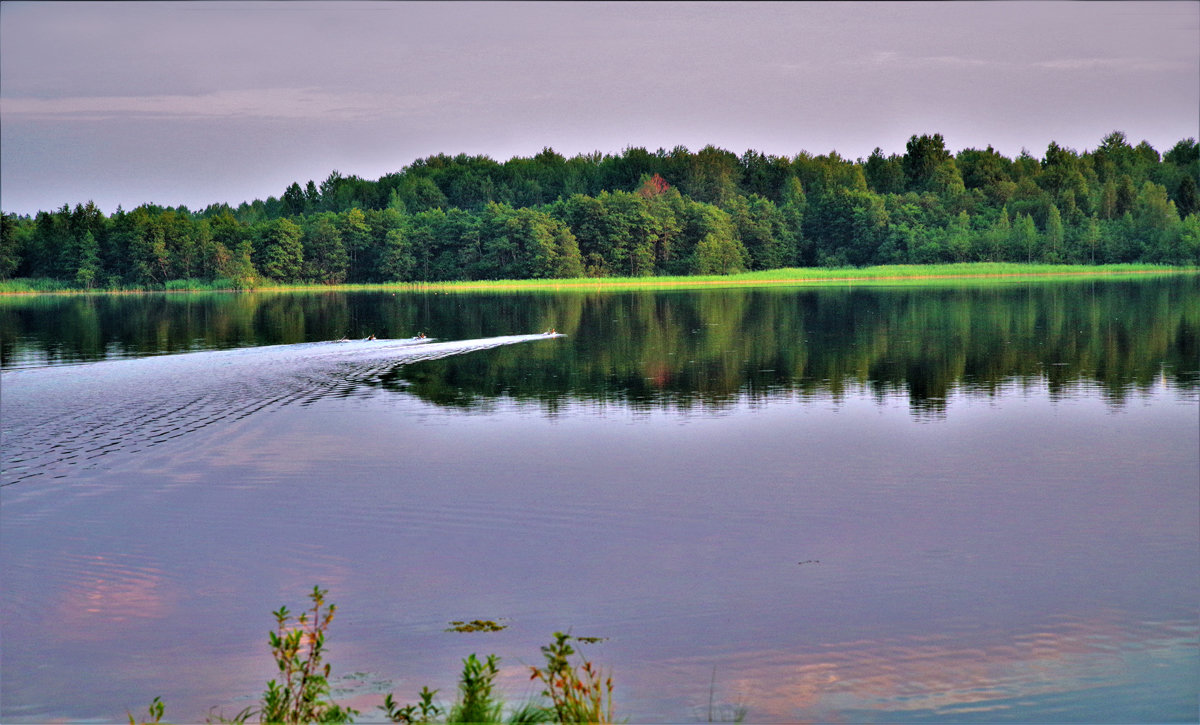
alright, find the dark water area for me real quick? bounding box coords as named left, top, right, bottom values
left=4, top=278, right=1198, bottom=408
left=1, top=277, right=1197, bottom=723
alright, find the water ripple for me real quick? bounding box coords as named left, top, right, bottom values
left=0, top=334, right=562, bottom=487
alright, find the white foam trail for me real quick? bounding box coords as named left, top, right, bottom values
left=310, top=333, right=564, bottom=363
left=0, top=333, right=564, bottom=487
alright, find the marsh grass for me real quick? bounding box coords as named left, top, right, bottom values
left=0, top=277, right=79, bottom=293
left=4, top=263, right=1192, bottom=296
left=164, top=278, right=241, bottom=291
left=401, top=262, right=1192, bottom=293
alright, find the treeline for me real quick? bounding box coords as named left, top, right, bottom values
left=2, top=131, right=1197, bottom=288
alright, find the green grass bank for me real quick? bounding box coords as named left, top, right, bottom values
left=2, top=263, right=1195, bottom=296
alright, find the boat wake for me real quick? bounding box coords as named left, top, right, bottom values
left=0, top=333, right=564, bottom=487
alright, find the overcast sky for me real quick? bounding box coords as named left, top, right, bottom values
left=1, top=1, right=1197, bottom=216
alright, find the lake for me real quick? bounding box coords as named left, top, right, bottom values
left=1, top=276, right=1197, bottom=723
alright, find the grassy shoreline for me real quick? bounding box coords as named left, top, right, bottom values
left=1, top=263, right=1195, bottom=296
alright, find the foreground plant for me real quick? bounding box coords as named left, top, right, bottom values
left=128, top=695, right=167, bottom=725
left=529, top=632, right=615, bottom=724
left=133, top=590, right=621, bottom=724
left=445, top=653, right=503, bottom=724
left=380, top=688, right=442, bottom=724
left=213, top=586, right=357, bottom=724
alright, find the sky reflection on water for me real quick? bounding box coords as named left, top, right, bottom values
left=1, top=280, right=1197, bottom=722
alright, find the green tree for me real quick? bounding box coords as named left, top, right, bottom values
left=358, top=208, right=406, bottom=282
left=68, top=201, right=109, bottom=277
left=779, top=176, right=809, bottom=265
left=1099, top=180, right=1120, bottom=220
left=407, top=212, right=439, bottom=281
left=411, top=207, right=480, bottom=281
left=725, top=194, right=794, bottom=270
left=1011, top=148, right=1042, bottom=185
left=378, top=226, right=415, bottom=281
left=902, top=133, right=953, bottom=193
left=637, top=174, right=685, bottom=273
left=1133, top=181, right=1178, bottom=231
left=1176, top=213, right=1200, bottom=265
left=0, top=213, right=23, bottom=279
left=29, top=207, right=74, bottom=278
left=1012, top=212, right=1039, bottom=263
left=598, top=146, right=659, bottom=193
left=1082, top=215, right=1101, bottom=264
left=160, top=210, right=199, bottom=280
left=902, top=224, right=944, bottom=264
left=1091, top=131, right=1136, bottom=183
left=806, top=188, right=889, bottom=266
left=946, top=210, right=972, bottom=262
left=255, top=218, right=304, bottom=282
left=282, top=182, right=308, bottom=216
left=1115, top=175, right=1137, bottom=217
left=318, top=170, right=348, bottom=212
left=601, top=190, right=659, bottom=276
left=683, top=145, right=741, bottom=206
left=305, top=180, right=321, bottom=209
left=303, top=214, right=349, bottom=284
left=125, top=208, right=171, bottom=285
left=685, top=202, right=746, bottom=274
left=549, top=192, right=643, bottom=277
left=958, top=146, right=1012, bottom=193
left=442, top=157, right=501, bottom=210
left=1040, top=142, right=1090, bottom=219
left=748, top=194, right=795, bottom=269
left=393, top=175, right=449, bottom=214
left=73, top=230, right=102, bottom=288
left=479, top=203, right=582, bottom=279
left=864, top=148, right=906, bottom=194
left=1044, top=204, right=1064, bottom=262
left=549, top=218, right=585, bottom=278
left=337, top=208, right=371, bottom=281
left=739, top=149, right=794, bottom=201
left=933, top=158, right=966, bottom=197
left=1134, top=181, right=1182, bottom=262
left=1163, top=138, right=1199, bottom=166
left=190, top=220, right=219, bottom=280
left=206, top=211, right=248, bottom=282
left=1174, top=175, right=1199, bottom=218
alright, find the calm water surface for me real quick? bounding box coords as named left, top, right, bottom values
left=2, top=278, right=1197, bottom=723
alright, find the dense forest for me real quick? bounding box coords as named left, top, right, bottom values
left=2, top=131, right=1197, bottom=288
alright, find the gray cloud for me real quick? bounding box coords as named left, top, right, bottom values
left=1, top=1, right=1196, bottom=216
left=2, top=88, right=460, bottom=122
left=1033, top=57, right=1195, bottom=73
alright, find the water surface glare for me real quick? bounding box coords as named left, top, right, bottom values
left=1, top=280, right=1197, bottom=722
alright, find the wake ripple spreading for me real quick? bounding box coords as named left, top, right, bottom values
left=0, top=334, right=562, bottom=487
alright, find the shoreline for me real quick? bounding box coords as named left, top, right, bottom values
left=1, top=263, right=1195, bottom=296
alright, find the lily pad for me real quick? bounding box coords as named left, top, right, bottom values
left=446, top=619, right=508, bottom=633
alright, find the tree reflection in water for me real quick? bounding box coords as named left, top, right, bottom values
left=2, top=276, right=1196, bottom=417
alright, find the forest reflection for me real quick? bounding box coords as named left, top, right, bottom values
left=2, top=277, right=1196, bottom=416
left=382, top=279, right=1198, bottom=416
